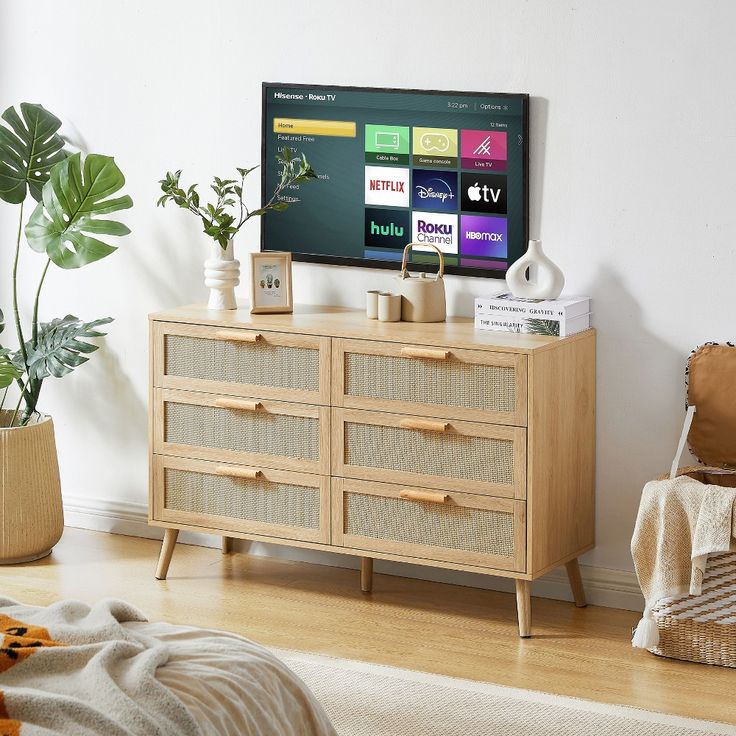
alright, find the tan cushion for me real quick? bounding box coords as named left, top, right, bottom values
left=688, top=344, right=736, bottom=467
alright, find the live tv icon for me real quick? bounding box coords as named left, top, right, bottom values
left=460, top=130, right=508, bottom=171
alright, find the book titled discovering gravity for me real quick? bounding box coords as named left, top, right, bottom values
left=475, top=293, right=591, bottom=319
left=474, top=293, right=592, bottom=336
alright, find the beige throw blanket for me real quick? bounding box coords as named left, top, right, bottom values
left=0, top=598, right=335, bottom=736
left=631, top=476, right=736, bottom=648
left=0, top=597, right=200, bottom=736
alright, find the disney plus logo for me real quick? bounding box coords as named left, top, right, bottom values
left=415, top=178, right=455, bottom=203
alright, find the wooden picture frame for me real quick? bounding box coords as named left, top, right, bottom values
left=249, top=252, right=293, bottom=314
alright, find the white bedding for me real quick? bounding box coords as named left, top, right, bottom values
left=132, top=621, right=336, bottom=736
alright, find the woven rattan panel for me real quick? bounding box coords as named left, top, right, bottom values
left=345, top=492, right=514, bottom=557
left=165, top=334, right=319, bottom=392
left=345, top=423, right=514, bottom=485
left=165, top=402, right=319, bottom=460
left=165, top=468, right=321, bottom=528
left=345, top=353, right=516, bottom=413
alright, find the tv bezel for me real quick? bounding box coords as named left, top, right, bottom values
left=261, top=82, right=529, bottom=279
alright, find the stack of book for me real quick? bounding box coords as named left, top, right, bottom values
left=474, top=293, right=592, bottom=337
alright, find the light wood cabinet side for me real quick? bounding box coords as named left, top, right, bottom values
left=527, top=331, right=596, bottom=576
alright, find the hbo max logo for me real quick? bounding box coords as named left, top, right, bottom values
left=460, top=215, right=507, bottom=258
left=411, top=212, right=458, bottom=254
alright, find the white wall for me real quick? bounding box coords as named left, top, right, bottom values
left=2, top=1, right=735, bottom=596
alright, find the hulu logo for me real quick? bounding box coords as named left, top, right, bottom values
left=370, top=220, right=404, bottom=237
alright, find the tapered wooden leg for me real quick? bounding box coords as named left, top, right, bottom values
left=222, top=536, right=232, bottom=554
left=565, top=558, right=587, bottom=607
left=515, top=579, right=531, bottom=638
left=360, top=557, right=373, bottom=593
left=155, top=529, right=179, bottom=580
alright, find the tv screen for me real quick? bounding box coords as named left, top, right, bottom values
left=261, top=83, right=528, bottom=277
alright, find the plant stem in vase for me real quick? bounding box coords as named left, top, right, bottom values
left=157, top=148, right=319, bottom=311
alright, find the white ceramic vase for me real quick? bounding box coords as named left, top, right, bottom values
left=204, top=239, right=240, bottom=310
left=505, top=239, right=565, bottom=299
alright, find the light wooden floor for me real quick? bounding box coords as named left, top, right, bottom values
left=1, top=528, right=734, bottom=725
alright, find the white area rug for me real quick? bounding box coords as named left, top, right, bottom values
left=275, top=649, right=735, bottom=736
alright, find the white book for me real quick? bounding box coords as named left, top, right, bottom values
left=475, top=293, right=591, bottom=320
left=474, top=312, right=592, bottom=338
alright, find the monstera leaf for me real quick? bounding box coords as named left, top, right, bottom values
left=25, top=152, right=132, bottom=269
left=0, top=349, right=22, bottom=390
left=0, top=103, right=67, bottom=204
left=0, top=308, right=22, bottom=389
left=25, top=315, right=113, bottom=380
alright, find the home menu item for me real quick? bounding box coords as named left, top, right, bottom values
left=262, top=84, right=528, bottom=277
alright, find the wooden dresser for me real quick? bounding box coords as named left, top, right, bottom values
left=149, top=304, right=595, bottom=637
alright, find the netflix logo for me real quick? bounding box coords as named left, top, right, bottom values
left=364, top=166, right=410, bottom=207
left=369, top=179, right=405, bottom=192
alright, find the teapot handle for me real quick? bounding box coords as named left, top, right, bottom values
left=399, top=242, right=445, bottom=280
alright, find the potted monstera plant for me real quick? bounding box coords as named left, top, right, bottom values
left=0, top=103, right=132, bottom=563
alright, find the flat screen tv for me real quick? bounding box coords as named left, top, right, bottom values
left=261, top=83, right=528, bottom=277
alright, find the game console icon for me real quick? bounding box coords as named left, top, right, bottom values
left=421, top=132, right=451, bottom=153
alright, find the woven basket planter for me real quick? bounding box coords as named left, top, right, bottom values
left=0, top=410, right=64, bottom=564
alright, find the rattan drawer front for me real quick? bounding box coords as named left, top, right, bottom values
left=333, top=339, right=527, bottom=426
left=333, top=479, right=526, bottom=571
left=152, top=321, right=330, bottom=404
left=152, top=456, right=329, bottom=544
left=154, top=389, right=329, bottom=474
left=332, top=408, right=526, bottom=498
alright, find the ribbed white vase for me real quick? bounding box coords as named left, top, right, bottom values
left=204, top=239, right=240, bottom=310
left=505, top=239, right=565, bottom=299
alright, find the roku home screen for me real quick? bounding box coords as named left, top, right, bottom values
left=262, top=85, right=527, bottom=275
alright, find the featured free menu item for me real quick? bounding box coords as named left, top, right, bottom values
left=262, top=84, right=528, bottom=277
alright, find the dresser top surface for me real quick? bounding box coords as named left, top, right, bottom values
left=149, top=303, right=594, bottom=354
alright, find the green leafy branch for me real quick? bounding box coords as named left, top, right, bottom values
left=157, top=147, right=318, bottom=248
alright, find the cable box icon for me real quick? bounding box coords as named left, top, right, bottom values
left=375, top=131, right=399, bottom=150
left=364, top=125, right=410, bottom=164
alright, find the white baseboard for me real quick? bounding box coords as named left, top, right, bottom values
left=63, top=495, right=644, bottom=612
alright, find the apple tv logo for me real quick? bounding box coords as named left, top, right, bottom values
left=460, top=172, right=507, bottom=214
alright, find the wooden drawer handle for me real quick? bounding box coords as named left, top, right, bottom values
left=399, top=418, right=450, bottom=433
left=399, top=489, right=449, bottom=504
left=215, top=466, right=262, bottom=479
left=215, top=398, right=263, bottom=412
left=215, top=330, right=262, bottom=343
left=400, top=347, right=450, bottom=360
